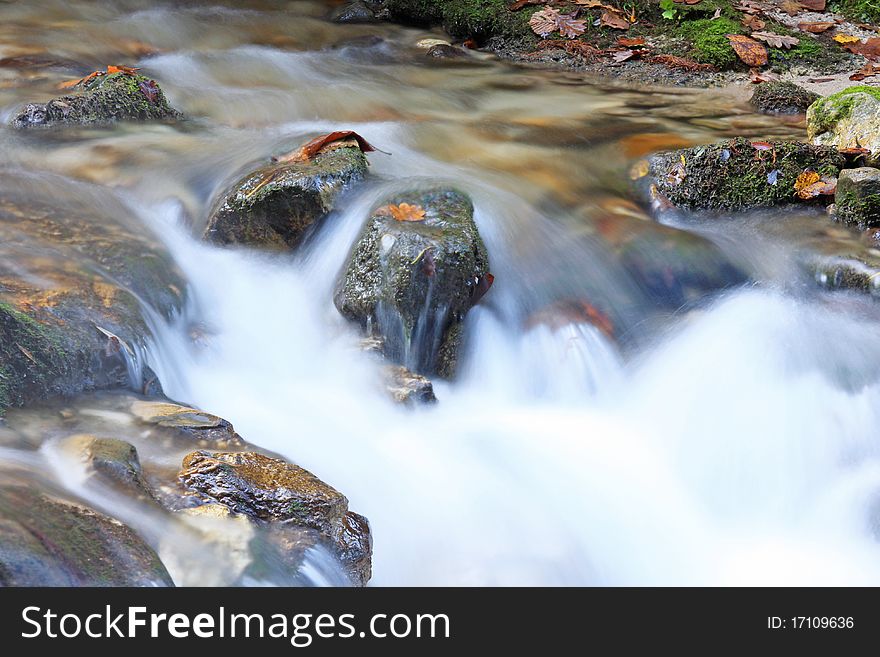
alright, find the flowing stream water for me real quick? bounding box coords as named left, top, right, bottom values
left=3, top=0, right=880, bottom=585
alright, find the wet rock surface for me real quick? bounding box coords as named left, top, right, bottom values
left=0, top=172, right=186, bottom=415
left=335, top=188, right=490, bottom=377
left=750, top=81, right=819, bottom=115
left=0, top=480, right=173, bottom=586
left=204, top=145, right=369, bottom=250
left=834, top=167, right=880, bottom=229
left=58, top=434, right=155, bottom=501
left=383, top=364, right=437, bottom=404
left=178, top=450, right=371, bottom=584
left=11, top=72, right=179, bottom=128
left=130, top=400, right=245, bottom=448
left=635, top=138, right=845, bottom=213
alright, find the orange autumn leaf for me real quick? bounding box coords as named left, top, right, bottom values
left=57, top=64, right=140, bottom=90
left=727, top=34, right=768, bottom=67
left=600, top=10, right=630, bottom=30
left=794, top=171, right=836, bottom=199
left=273, top=131, right=386, bottom=164
left=380, top=203, right=426, bottom=222
left=834, top=34, right=861, bottom=44
left=798, top=21, right=835, bottom=33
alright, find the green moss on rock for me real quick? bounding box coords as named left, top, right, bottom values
left=807, top=85, right=880, bottom=136
left=638, top=137, right=846, bottom=212
left=750, top=81, right=819, bottom=114
left=204, top=146, right=369, bottom=250
left=11, top=72, right=179, bottom=128
left=386, top=0, right=535, bottom=44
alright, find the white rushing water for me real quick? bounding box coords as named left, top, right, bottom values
left=131, top=174, right=880, bottom=586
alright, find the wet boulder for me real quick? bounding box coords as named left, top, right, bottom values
left=178, top=450, right=372, bottom=585
left=807, top=86, right=880, bottom=163
left=335, top=188, right=491, bottom=377
left=204, top=144, right=369, bottom=250
left=11, top=71, right=179, bottom=128
left=749, top=81, right=818, bottom=115
left=834, top=167, right=880, bottom=229
left=130, top=399, right=245, bottom=448
left=0, top=172, right=186, bottom=416
left=58, top=434, right=155, bottom=501
left=634, top=137, right=845, bottom=213
left=0, top=482, right=173, bottom=586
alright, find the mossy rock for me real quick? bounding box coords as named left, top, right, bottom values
left=58, top=434, right=156, bottom=501
left=635, top=138, right=846, bottom=212
left=0, top=482, right=173, bottom=586
left=834, top=167, right=880, bottom=229
left=334, top=188, right=491, bottom=378
left=750, top=81, right=819, bottom=115
left=679, top=17, right=743, bottom=69
left=807, top=86, right=880, bottom=164
left=11, top=72, right=179, bottom=128
left=385, top=0, right=536, bottom=45
left=204, top=145, right=369, bottom=250
left=0, top=171, right=186, bottom=415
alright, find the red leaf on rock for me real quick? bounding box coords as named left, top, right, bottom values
left=470, top=273, right=495, bottom=305
left=273, top=131, right=386, bottom=164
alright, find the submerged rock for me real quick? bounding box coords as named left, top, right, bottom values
left=11, top=72, right=179, bottom=128
left=204, top=144, right=369, bottom=250
left=834, top=167, right=880, bottom=229
left=807, top=86, right=880, bottom=163
left=130, top=399, right=245, bottom=448
left=750, top=81, right=818, bottom=115
left=331, top=0, right=379, bottom=23
left=0, top=482, right=173, bottom=586
left=58, top=434, right=155, bottom=501
left=0, top=172, right=186, bottom=416
left=335, top=188, right=491, bottom=377
left=383, top=364, right=437, bottom=404
left=178, top=450, right=372, bottom=585
left=634, top=138, right=845, bottom=213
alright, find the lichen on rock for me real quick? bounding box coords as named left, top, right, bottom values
left=807, top=86, right=880, bottom=164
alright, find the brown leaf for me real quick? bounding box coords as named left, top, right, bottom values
left=618, top=37, right=646, bottom=48
left=750, top=140, right=774, bottom=150
left=273, top=131, right=385, bottom=164
left=600, top=10, right=630, bottom=30
left=556, top=13, right=588, bottom=39
left=798, top=0, right=825, bottom=9
left=794, top=170, right=836, bottom=199
left=613, top=49, right=635, bottom=62
left=648, top=54, right=715, bottom=71
left=749, top=68, right=780, bottom=83
left=530, top=7, right=562, bottom=37
left=735, top=0, right=769, bottom=13
left=751, top=31, right=799, bottom=49
left=742, top=15, right=766, bottom=31
left=727, top=34, right=769, bottom=66
left=779, top=0, right=804, bottom=16
left=798, top=21, right=835, bottom=33
left=673, top=0, right=703, bottom=3
left=106, top=64, right=141, bottom=75
left=842, top=37, right=880, bottom=60
left=383, top=203, right=426, bottom=222
left=850, top=62, right=880, bottom=80
left=470, top=273, right=495, bottom=305
left=57, top=64, right=140, bottom=90
left=839, top=146, right=871, bottom=158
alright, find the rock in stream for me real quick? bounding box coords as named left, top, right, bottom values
left=335, top=188, right=491, bottom=377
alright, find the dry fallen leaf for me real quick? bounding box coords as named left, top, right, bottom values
left=509, top=0, right=549, bottom=9
left=794, top=171, right=836, bottom=198
left=779, top=0, right=804, bottom=16
left=842, top=37, right=880, bottom=60
left=556, top=12, right=588, bottom=39
left=742, top=14, right=766, bottom=31
left=618, top=36, right=646, bottom=48
left=529, top=7, right=561, bottom=37
left=727, top=34, right=769, bottom=66
left=798, top=21, right=835, bottom=33
left=798, top=0, right=826, bottom=9
left=57, top=64, right=141, bottom=90
left=649, top=54, right=715, bottom=71
left=382, top=203, right=426, bottom=222
left=273, top=131, right=386, bottom=164
left=751, top=31, right=799, bottom=49
left=750, top=68, right=780, bottom=83
left=834, top=34, right=861, bottom=44
left=850, top=62, right=880, bottom=80
left=613, top=49, right=635, bottom=62
left=600, top=10, right=630, bottom=30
